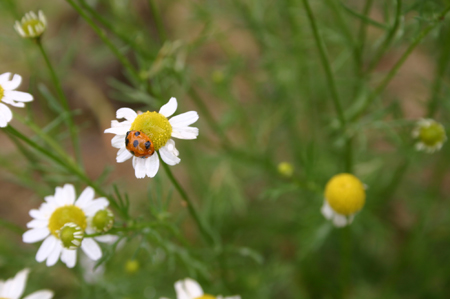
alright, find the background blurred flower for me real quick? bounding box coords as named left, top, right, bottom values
left=412, top=118, right=447, bottom=153
left=14, top=11, right=47, bottom=39
left=0, top=268, right=53, bottom=299
left=0, top=72, right=33, bottom=127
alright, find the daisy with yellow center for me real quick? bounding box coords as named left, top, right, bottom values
left=0, top=269, right=53, bottom=299
left=159, top=278, right=240, bottom=299
left=14, top=11, right=47, bottom=39
left=0, top=73, right=33, bottom=128
left=321, top=173, right=366, bottom=227
left=412, top=118, right=447, bottom=153
left=22, top=184, right=116, bottom=268
left=104, top=97, right=199, bottom=179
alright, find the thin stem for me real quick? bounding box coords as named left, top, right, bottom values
left=66, top=0, right=141, bottom=83
left=357, top=0, right=374, bottom=74
left=340, top=226, right=351, bottom=298
left=148, top=0, right=167, bottom=43
left=161, top=161, right=216, bottom=246
left=36, top=41, right=83, bottom=169
left=352, top=5, right=450, bottom=120
left=301, top=0, right=346, bottom=128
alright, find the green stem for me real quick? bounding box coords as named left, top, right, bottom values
left=4, top=126, right=127, bottom=219
left=148, top=0, right=167, bottom=43
left=66, top=0, right=141, bottom=83
left=36, top=41, right=83, bottom=169
left=357, top=0, right=374, bottom=74
left=161, top=161, right=216, bottom=246
left=352, top=5, right=450, bottom=120
left=340, top=226, right=351, bottom=298
left=367, top=0, right=402, bottom=73
left=301, top=0, right=346, bottom=128
left=339, top=1, right=387, bottom=30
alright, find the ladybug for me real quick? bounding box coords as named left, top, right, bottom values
left=125, top=130, right=155, bottom=158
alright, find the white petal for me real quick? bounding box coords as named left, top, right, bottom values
left=61, top=249, right=77, bottom=268
left=175, top=278, right=203, bottom=299
left=63, top=184, right=76, bottom=205
left=0, top=73, right=22, bottom=91
left=2, top=268, right=29, bottom=299
left=133, top=157, right=147, bottom=179
left=4, top=90, right=33, bottom=102
left=117, top=147, right=133, bottom=163
left=27, top=219, right=48, bottom=229
left=332, top=214, right=349, bottom=228
left=1, top=97, right=25, bottom=107
left=23, top=290, right=54, bottom=299
left=46, top=243, right=62, bottom=267
left=111, top=134, right=125, bottom=148
left=0, top=103, right=13, bottom=127
left=75, top=186, right=95, bottom=209
left=116, top=108, right=137, bottom=121
left=171, top=126, right=199, bottom=140
left=23, top=228, right=50, bottom=243
left=159, top=144, right=181, bottom=166
left=81, top=239, right=102, bottom=261
left=104, top=122, right=131, bottom=135
left=95, top=235, right=119, bottom=243
left=36, top=236, right=57, bottom=263
left=146, top=153, right=159, bottom=178
left=83, top=197, right=109, bottom=216
left=320, top=201, right=334, bottom=220
left=169, top=111, right=199, bottom=127
left=159, top=97, right=178, bottom=118
left=29, top=209, right=46, bottom=220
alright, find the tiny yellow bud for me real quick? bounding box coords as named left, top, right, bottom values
left=324, top=173, right=365, bottom=215
left=277, top=162, right=294, bottom=178
left=125, top=260, right=139, bottom=274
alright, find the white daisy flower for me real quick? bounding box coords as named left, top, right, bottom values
left=23, top=184, right=114, bottom=268
left=14, top=11, right=47, bottom=39
left=321, top=173, right=366, bottom=228
left=412, top=118, right=447, bottom=153
left=0, top=73, right=33, bottom=127
left=104, top=97, right=199, bottom=179
left=0, top=268, right=53, bottom=299
left=160, top=278, right=241, bottom=299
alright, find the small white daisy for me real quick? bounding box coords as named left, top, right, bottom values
left=160, top=278, right=241, bottom=299
left=412, top=118, right=447, bottom=153
left=0, top=72, right=33, bottom=127
left=14, top=11, right=47, bottom=39
left=104, top=97, right=199, bottom=179
left=321, top=173, right=366, bottom=228
left=0, top=268, right=53, bottom=299
left=23, top=184, right=114, bottom=268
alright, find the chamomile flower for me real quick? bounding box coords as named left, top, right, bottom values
left=321, top=173, right=366, bottom=227
left=0, top=268, right=53, bottom=299
left=104, top=97, right=199, bottom=179
left=23, top=184, right=114, bottom=268
left=160, top=278, right=240, bottom=299
left=412, top=118, right=447, bottom=153
left=14, top=11, right=47, bottom=39
left=0, top=72, right=33, bottom=127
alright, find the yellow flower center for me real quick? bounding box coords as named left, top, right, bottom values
left=419, top=122, right=446, bottom=146
left=324, top=173, right=365, bottom=216
left=130, top=111, right=172, bottom=150
left=21, top=19, right=45, bottom=36
left=195, top=295, right=216, bottom=299
left=48, top=205, right=87, bottom=237
left=0, top=84, right=4, bottom=100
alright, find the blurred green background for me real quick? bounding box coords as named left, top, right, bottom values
left=1, top=0, right=450, bottom=298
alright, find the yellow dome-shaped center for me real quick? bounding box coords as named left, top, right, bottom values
left=195, top=295, right=216, bottom=299
left=419, top=122, right=446, bottom=146
left=130, top=111, right=172, bottom=151
left=48, top=205, right=87, bottom=237
left=324, top=173, right=365, bottom=215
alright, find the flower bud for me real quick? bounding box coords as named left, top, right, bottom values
left=91, top=209, right=114, bottom=233
left=59, top=223, right=84, bottom=250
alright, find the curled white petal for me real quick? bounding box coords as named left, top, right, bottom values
left=159, top=97, right=178, bottom=118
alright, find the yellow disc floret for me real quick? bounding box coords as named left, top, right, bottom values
left=419, top=122, right=446, bottom=146
left=130, top=111, right=172, bottom=150
left=195, top=295, right=216, bottom=299
left=0, top=84, right=4, bottom=100
left=48, top=205, right=87, bottom=237
left=324, top=173, right=365, bottom=215
left=21, top=19, right=45, bottom=36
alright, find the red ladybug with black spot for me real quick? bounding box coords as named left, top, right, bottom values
left=125, top=130, right=155, bottom=158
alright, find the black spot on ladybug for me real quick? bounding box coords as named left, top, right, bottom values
left=133, top=140, right=139, bottom=148
left=126, top=131, right=130, bottom=137
left=130, top=151, right=135, bottom=156
left=125, top=137, right=129, bottom=146
left=135, top=131, right=140, bottom=136
left=145, top=141, right=151, bottom=149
